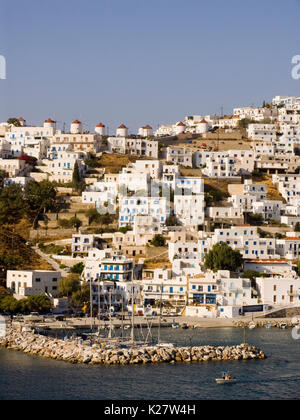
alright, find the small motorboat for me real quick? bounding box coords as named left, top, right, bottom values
left=172, top=320, right=179, bottom=329
left=216, top=373, right=237, bottom=385
left=181, top=323, right=189, bottom=330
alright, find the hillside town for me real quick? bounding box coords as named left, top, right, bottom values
left=1, top=94, right=300, bottom=321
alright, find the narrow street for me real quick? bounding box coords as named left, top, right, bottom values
left=33, top=246, right=69, bottom=277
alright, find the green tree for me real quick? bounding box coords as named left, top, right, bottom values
left=165, top=215, right=178, bottom=226
left=0, top=295, right=19, bottom=313
left=248, top=213, right=264, bottom=225
left=7, top=118, right=21, bottom=127
left=71, top=262, right=85, bottom=275
left=0, top=255, right=22, bottom=276
left=238, top=118, right=253, bottom=129
left=0, top=285, right=10, bottom=298
left=59, top=274, right=81, bottom=297
left=0, top=170, right=8, bottom=191
left=69, top=216, right=82, bottom=232
left=242, top=270, right=261, bottom=280
left=119, top=226, right=132, bottom=234
left=0, top=184, right=24, bottom=225
left=86, top=208, right=101, bottom=225
left=58, top=218, right=72, bottom=229
left=72, top=161, right=81, bottom=183
left=204, top=243, right=243, bottom=272
left=24, top=181, right=57, bottom=214
left=151, top=234, right=166, bottom=247
left=84, top=154, right=101, bottom=168
left=26, top=295, right=52, bottom=313
left=24, top=181, right=57, bottom=228
left=71, top=283, right=90, bottom=307
left=72, top=161, right=83, bottom=192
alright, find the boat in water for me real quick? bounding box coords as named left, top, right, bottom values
left=172, top=320, right=179, bottom=329
left=216, top=373, right=237, bottom=385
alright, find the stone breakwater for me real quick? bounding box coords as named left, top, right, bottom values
left=0, top=328, right=267, bottom=365
left=234, top=320, right=294, bottom=328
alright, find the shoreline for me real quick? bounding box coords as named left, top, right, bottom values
left=0, top=327, right=267, bottom=366
left=11, top=315, right=297, bottom=332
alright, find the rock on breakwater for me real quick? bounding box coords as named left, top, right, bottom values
left=0, top=328, right=267, bottom=365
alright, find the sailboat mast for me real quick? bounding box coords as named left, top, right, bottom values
left=121, top=294, right=124, bottom=341
left=158, top=282, right=163, bottom=345
left=108, top=290, right=112, bottom=339
left=90, top=277, right=93, bottom=330
left=130, top=270, right=135, bottom=344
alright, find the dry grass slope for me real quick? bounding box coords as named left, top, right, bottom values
left=204, top=178, right=230, bottom=197
left=0, top=226, right=52, bottom=271
left=253, top=175, right=285, bottom=202
left=97, top=153, right=156, bottom=174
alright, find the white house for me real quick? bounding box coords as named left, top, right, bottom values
left=7, top=270, right=61, bottom=298
left=248, top=124, right=277, bottom=142
left=166, top=146, right=193, bottom=168
left=119, top=196, right=169, bottom=227
left=256, top=275, right=300, bottom=306
left=0, top=158, right=27, bottom=177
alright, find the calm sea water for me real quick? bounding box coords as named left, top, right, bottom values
left=0, top=327, right=300, bottom=400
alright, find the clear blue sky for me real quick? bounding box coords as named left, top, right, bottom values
left=0, top=0, right=300, bottom=133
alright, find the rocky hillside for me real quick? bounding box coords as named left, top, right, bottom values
left=0, top=226, right=52, bottom=281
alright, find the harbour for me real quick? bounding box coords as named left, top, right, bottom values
left=0, top=327, right=299, bottom=400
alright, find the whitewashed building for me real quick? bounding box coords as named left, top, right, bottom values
left=7, top=270, right=61, bottom=298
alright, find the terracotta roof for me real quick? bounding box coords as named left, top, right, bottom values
left=18, top=118, right=25, bottom=121
left=283, top=237, right=300, bottom=240
left=200, top=119, right=207, bottom=124
left=45, top=118, right=56, bottom=123
left=96, top=123, right=105, bottom=127
left=72, top=120, right=81, bottom=124
left=143, top=125, right=152, bottom=129
left=118, top=124, right=127, bottom=129
left=177, top=122, right=186, bottom=127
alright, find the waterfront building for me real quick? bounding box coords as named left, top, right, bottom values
left=6, top=270, right=61, bottom=298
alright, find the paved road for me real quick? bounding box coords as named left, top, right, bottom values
left=33, top=246, right=69, bottom=277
